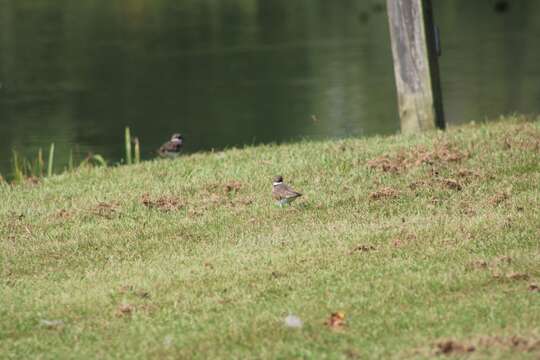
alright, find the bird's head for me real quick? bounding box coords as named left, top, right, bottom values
left=273, top=175, right=283, bottom=185
left=171, top=133, right=183, bottom=142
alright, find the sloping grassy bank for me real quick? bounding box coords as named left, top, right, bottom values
left=1, top=117, right=539, bottom=359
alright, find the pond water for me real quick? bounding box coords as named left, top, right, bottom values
left=1, top=0, right=539, bottom=176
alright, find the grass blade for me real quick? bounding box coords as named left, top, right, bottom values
left=47, top=143, right=55, bottom=177
left=37, top=148, right=44, bottom=177
left=68, top=149, right=74, bottom=172
left=92, top=154, right=107, bottom=167
left=11, top=150, right=24, bottom=183
left=125, top=127, right=132, bottom=165
left=133, top=137, right=140, bottom=164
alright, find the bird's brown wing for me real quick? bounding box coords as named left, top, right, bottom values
left=158, top=141, right=182, bottom=156
left=273, top=183, right=302, bottom=200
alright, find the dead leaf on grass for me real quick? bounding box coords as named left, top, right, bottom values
left=325, top=312, right=346, bottom=330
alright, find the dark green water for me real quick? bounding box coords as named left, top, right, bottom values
left=1, top=0, right=539, bottom=176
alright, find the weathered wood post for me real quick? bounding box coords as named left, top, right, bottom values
left=386, top=0, right=445, bottom=133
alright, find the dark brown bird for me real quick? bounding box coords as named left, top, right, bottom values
left=272, top=175, right=302, bottom=207
left=158, top=133, right=183, bottom=158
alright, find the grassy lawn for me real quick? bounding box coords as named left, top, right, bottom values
left=1, top=117, right=539, bottom=359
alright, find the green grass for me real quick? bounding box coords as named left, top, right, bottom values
left=1, top=117, right=539, bottom=359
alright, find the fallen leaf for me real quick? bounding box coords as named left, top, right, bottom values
left=325, top=311, right=346, bottom=330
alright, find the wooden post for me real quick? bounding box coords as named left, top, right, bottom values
left=386, top=0, right=445, bottom=133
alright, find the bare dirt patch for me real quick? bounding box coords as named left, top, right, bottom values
left=91, top=202, right=120, bottom=219
left=116, top=303, right=135, bottom=317
left=224, top=181, right=242, bottom=194
left=503, top=131, right=540, bottom=152
left=496, top=256, right=512, bottom=264
left=435, top=340, right=475, bottom=355
left=197, top=181, right=252, bottom=211
left=369, top=187, right=399, bottom=200
left=392, top=232, right=417, bottom=248
left=490, top=192, right=509, bottom=206
left=409, top=175, right=466, bottom=193
left=468, top=259, right=488, bottom=270
left=507, top=272, right=529, bottom=281
left=442, top=178, right=462, bottom=191
left=118, top=285, right=151, bottom=299
left=55, top=209, right=74, bottom=220
left=430, top=335, right=540, bottom=356
left=477, top=335, right=540, bottom=353
left=141, top=193, right=183, bottom=212
left=349, top=244, right=376, bottom=254
left=205, top=180, right=242, bottom=195
left=367, top=143, right=469, bottom=173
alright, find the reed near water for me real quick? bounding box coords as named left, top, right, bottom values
left=3, top=127, right=142, bottom=184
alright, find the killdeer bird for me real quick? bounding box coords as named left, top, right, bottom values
left=158, top=133, right=183, bottom=158
left=272, top=175, right=302, bottom=207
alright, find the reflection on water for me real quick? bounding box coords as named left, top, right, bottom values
left=1, top=0, right=539, bottom=176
